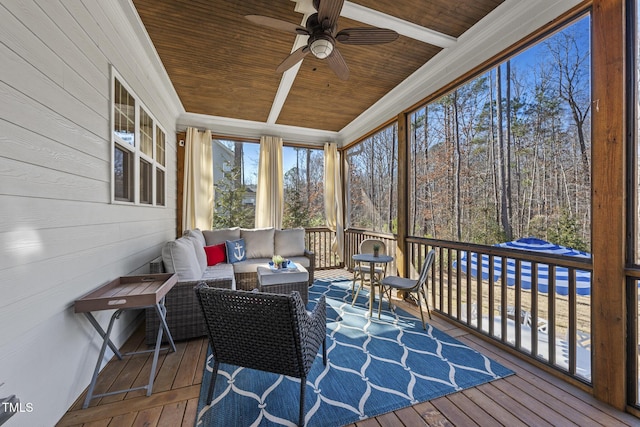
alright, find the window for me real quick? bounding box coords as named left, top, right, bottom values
left=211, top=139, right=259, bottom=228
left=346, top=123, right=398, bottom=233
left=112, top=69, right=166, bottom=206
left=114, top=145, right=132, bottom=202
left=210, top=140, right=323, bottom=228
left=282, top=146, right=325, bottom=228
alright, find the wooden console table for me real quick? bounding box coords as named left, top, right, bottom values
left=74, top=273, right=177, bottom=409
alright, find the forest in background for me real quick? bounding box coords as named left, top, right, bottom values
left=348, top=16, right=591, bottom=251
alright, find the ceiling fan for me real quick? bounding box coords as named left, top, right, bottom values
left=245, top=0, right=399, bottom=80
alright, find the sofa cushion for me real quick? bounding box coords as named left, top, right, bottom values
left=162, top=237, right=203, bottom=281
left=203, top=263, right=236, bottom=290
left=203, top=227, right=240, bottom=246
left=241, top=227, right=275, bottom=258
left=204, top=243, right=227, bottom=266
left=287, top=256, right=311, bottom=269
left=275, top=228, right=306, bottom=257
left=225, top=238, right=247, bottom=264
left=231, top=258, right=271, bottom=274
left=184, top=228, right=206, bottom=248
left=186, top=235, right=207, bottom=272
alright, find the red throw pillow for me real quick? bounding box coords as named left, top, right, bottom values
left=204, top=243, right=227, bottom=266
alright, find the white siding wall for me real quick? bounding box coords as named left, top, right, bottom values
left=0, top=1, right=183, bottom=425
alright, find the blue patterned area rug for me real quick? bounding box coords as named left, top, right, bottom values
left=195, top=278, right=513, bottom=426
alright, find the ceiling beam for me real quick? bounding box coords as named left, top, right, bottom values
left=267, top=0, right=315, bottom=124
left=341, top=1, right=457, bottom=48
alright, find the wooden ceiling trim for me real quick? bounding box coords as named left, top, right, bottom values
left=352, top=0, right=506, bottom=37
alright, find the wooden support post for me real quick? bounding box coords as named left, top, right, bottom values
left=591, top=0, right=627, bottom=409
left=397, top=112, right=409, bottom=287
left=176, top=131, right=186, bottom=238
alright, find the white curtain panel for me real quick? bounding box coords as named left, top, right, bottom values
left=324, top=142, right=344, bottom=261
left=255, top=135, right=283, bottom=228
left=183, top=127, right=213, bottom=231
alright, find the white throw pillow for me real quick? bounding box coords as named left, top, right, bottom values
left=203, top=227, right=240, bottom=246
left=161, top=237, right=203, bottom=281
left=275, top=228, right=306, bottom=257
left=184, top=228, right=206, bottom=248
left=240, top=228, right=275, bottom=259
left=185, top=235, right=207, bottom=272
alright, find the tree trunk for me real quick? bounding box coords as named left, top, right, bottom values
left=453, top=90, right=462, bottom=241
left=497, top=65, right=512, bottom=240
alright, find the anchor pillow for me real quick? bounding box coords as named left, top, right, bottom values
left=225, top=238, right=247, bottom=264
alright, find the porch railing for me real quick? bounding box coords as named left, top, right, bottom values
left=344, top=228, right=398, bottom=274
left=305, top=227, right=342, bottom=269
left=305, top=227, right=592, bottom=384
left=407, top=236, right=593, bottom=385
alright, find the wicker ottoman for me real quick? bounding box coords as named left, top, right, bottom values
left=257, top=263, right=309, bottom=304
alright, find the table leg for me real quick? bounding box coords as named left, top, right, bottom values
left=83, top=312, right=122, bottom=360
left=368, top=262, right=375, bottom=318
left=147, top=300, right=176, bottom=396
left=83, top=309, right=122, bottom=409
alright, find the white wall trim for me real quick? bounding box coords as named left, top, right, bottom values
left=178, top=112, right=337, bottom=146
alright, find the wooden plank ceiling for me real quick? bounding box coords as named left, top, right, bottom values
left=133, top=0, right=504, bottom=132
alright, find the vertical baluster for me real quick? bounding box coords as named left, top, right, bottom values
left=488, top=253, right=495, bottom=337
left=531, top=262, right=539, bottom=359
left=568, top=267, right=577, bottom=376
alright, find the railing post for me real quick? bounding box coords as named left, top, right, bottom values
left=592, top=0, right=627, bottom=409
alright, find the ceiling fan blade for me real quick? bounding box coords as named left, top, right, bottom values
left=325, top=47, right=349, bottom=80
left=245, top=15, right=309, bottom=35
left=336, top=27, right=399, bottom=45
left=317, top=0, right=344, bottom=29
left=276, top=45, right=310, bottom=73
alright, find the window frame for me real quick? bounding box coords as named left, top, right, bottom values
left=111, top=67, right=166, bottom=207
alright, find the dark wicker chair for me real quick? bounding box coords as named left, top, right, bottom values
left=195, top=285, right=327, bottom=427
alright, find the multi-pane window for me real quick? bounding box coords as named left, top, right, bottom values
left=112, top=70, right=166, bottom=206
left=346, top=123, right=398, bottom=233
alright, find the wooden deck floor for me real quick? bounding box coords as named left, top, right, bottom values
left=57, top=270, right=639, bottom=427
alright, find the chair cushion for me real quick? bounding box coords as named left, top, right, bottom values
left=275, top=228, right=306, bottom=257
left=380, top=275, right=418, bottom=290
left=162, top=237, right=203, bottom=281
left=241, top=228, right=275, bottom=258
left=203, top=227, right=240, bottom=246
left=225, top=238, right=247, bottom=264
left=204, top=243, right=227, bottom=266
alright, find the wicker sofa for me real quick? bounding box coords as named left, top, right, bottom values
left=146, top=227, right=315, bottom=343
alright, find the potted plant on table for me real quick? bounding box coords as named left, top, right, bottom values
left=272, top=255, right=285, bottom=269
left=373, top=244, right=380, bottom=257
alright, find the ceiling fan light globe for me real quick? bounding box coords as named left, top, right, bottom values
left=310, top=37, right=334, bottom=59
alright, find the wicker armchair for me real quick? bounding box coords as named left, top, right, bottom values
left=195, top=285, right=327, bottom=427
